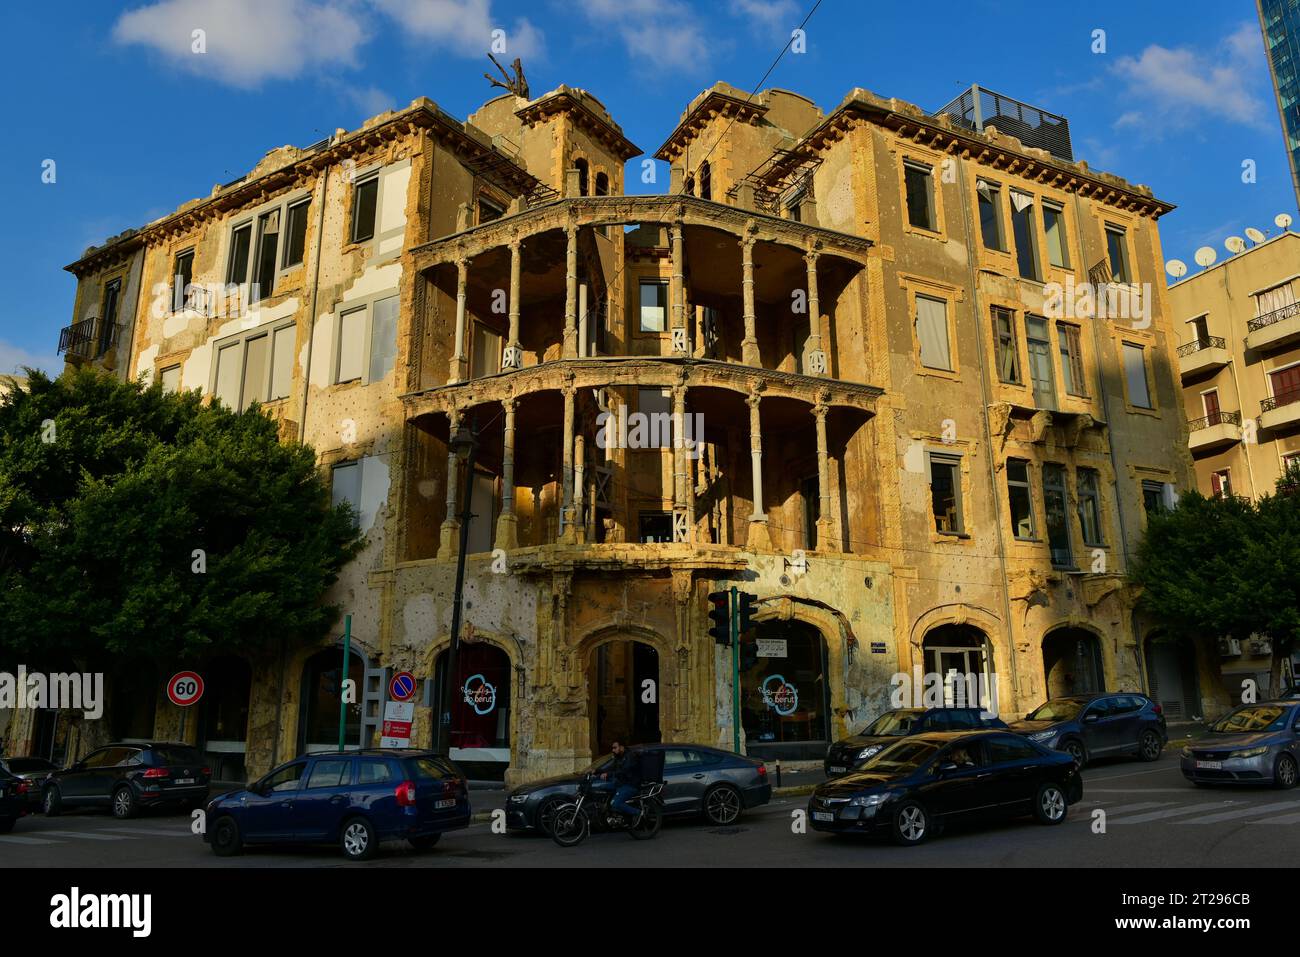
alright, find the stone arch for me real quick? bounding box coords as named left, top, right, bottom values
left=910, top=603, right=1006, bottom=714
left=294, top=641, right=371, bottom=754
left=1039, top=620, right=1108, bottom=698
left=421, top=630, right=521, bottom=780
left=575, top=623, right=673, bottom=755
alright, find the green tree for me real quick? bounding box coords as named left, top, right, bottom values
left=0, top=367, right=362, bottom=666
left=1130, top=487, right=1300, bottom=698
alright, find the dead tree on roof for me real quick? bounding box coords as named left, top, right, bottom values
left=484, top=54, right=529, bottom=99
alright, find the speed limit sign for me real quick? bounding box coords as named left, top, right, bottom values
left=167, top=671, right=205, bottom=707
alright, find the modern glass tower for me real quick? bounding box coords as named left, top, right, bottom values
left=1259, top=0, right=1300, bottom=209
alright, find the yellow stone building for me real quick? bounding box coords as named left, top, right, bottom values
left=20, top=81, right=1226, bottom=782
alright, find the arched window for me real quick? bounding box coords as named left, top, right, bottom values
left=433, top=644, right=513, bottom=779
left=299, top=647, right=366, bottom=753
left=739, top=620, right=829, bottom=759
left=111, top=662, right=159, bottom=742
left=199, top=656, right=252, bottom=781
left=575, top=158, right=589, bottom=197
left=699, top=161, right=712, bottom=201
left=684, top=175, right=695, bottom=197
left=922, top=624, right=997, bottom=712
left=595, top=171, right=609, bottom=196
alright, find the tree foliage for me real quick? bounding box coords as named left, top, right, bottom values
left=0, top=368, right=362, bottom=664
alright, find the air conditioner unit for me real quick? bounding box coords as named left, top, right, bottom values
left=1218, top=638, right=1242, bottom=657
left=1248, top=638, right=1273, bottom=656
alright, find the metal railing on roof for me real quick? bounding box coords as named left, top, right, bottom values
left=934, top=85, right=1073, bottom=162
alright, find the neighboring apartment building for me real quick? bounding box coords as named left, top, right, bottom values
left=14, top=80, right=1210, bottom=783
left=1168, top=229, right=1300, bottom=697
left=1260, top=0, right=1300, bottom=210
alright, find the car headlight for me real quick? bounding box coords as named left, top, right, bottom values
left=849, top=793, right=887, bottom=808
left=508, top=793, right=529, bottom=804
left=1028, top=731, right=1057, bottom=742
left=1229, top=746, right=1270, bottom=759
left=857, top=746, right=882, bottom=760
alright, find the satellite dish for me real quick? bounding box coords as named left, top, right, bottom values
left=1165, top=259, right=1187, bottom=278
left=1246, top=227, right=1266, bottom=244
left=1225, top=236, right=1246, bottom=254
left=1277, top=213, right=1294, bottom=230
left=1194, top=246, right=1217, bottom=268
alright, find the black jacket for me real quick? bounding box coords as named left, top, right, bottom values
left=610, top=751, right=641, bottom=787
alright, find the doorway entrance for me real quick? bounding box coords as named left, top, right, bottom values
left=922, top=624, right=997, bottom=712
left=590, top=640, right=660, bottom=755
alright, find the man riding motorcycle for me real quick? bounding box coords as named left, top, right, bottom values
left=592, top=740, right=642, bottom=822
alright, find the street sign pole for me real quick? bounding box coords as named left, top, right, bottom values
left=338, top=614, right=351, bottom=752
left=730, top=586, right=740, bottom=754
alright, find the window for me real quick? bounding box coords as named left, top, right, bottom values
left=992, top=306, right=1020, bottom=383
left=1042, top=201, right=1069, bottom=268
left=638, top=387, right=671, bottom=423
left=332, top=461, right=362, bottom=512
left=1269, top=364, right=1300, bottom=407
left=306, top=759, right=351, bottom=789
left=699, top=161, right=711, bottom=201
left=1058, top=322, right=1086, bottom=396
left=225, top=195, right=310, bottom=293
left=368, top=295, right=399, bottom=382
left=1010, top=190, right=1040, bottom=281
left=1210, top=469, right=1232, bottom=498
left=478, top=196, right=504, bottom=224
left=915, top=295, right=952, bottom=371
left=471, top=322, right=502, bottom=378
left=1077, top=468, right=1103, bottom=545
left=639, top=281, right=667, bottom=332
left=213, top=324, right=296, bottom=410
left=283, top=199, right=310, bottom=267
left=336, top=307, right=366, bottom=383
left=986, top=736, right=1039, bottom=763
left=575, top=158, right=589, bottom=197
left=1042, top=463, right=1072, bottom=567
left=928, top=452, right=963, bottom=535
left=638, top=511, right=673, bottom=543
left=904, top=161, right=936, bottom=230
left=1254, top=281, right=1295, bottom=316
left=251, top=210, right=280, bottom=302
left=227, top=224, right=252, bottom=285
left=172, top=249, right=194, bottom=312
left=269, top=325, right=295, bottom=400
left=1006, top=459, right=1035, bottom=539
left=595, top=172, right=610, bottom=196
left=1105, top=224, right=1131, bottom=284
left=100, top=278, right=122, bottom=354
left=1026, top=316, right=1055, bottom=408
left=1142, top=479, right=1173, bottom=516
left=1188, top=315, right=1209, bottom=346
left=264, top=762, right=305, bottom=793
left=357, top=760, right=392, bottom=785
left=351, top=175, right=379, bottom=243
left=1122, top=342, right=1152, bottom=409
left=977, top=179, right=1005, bottom=251
left=159, top=365, right=181, bottom=394
left=1202, top=389, right=1220, bottom=419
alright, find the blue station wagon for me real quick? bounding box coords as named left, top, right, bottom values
left=203, top=749, right=470, bottom=861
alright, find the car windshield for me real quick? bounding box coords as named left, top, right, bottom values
left=408, top=757, right=458, bottom=780
left=1028, top=700, right=1084, bottom=721
left=1211, top=706, right=1290, bottom=733
left=856, top=739, right=941, bottom=774
left=582, top=754, right=613, bottom=774
left=150, top=747, right=202, bottom=766
left=863, top=711, right=921, bottom=736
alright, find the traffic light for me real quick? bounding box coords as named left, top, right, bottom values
left=707, top=590, right=731, bottom=645
left=736, top=591, right=758, bottom=634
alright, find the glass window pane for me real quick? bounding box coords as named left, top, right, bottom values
left=227, top=224, right=252, bottom=285
left=252, top=210, right=279, bottom=302
left=1011, top=191, right=1040, bottom=281
left=337, top=308, right=365, bottom=382
left=368, top=295, right=398, bottom=382
left=916, top=295, right=951, bottom=370
left=930, top=454, right=961, bottom=533
left=1007, top=459, right=1034, bottom=539
left=1106, top=226, right=1129, bottom=283
left=993, top=306, right=1020, bottom=383
left=904, top=162, right=934, bottom=230
left=214, top=342, right=242, bottom=409
left=270, top=325, right=295, bottom=400
left=1043, top=464, right=1072, bottom=566
left=1043, top=203, right=1069, bottom=268
left=639, top=282, right=666, bottom=332
left=332, top=461, right=361, bottom=510
left=352, top=177, right=378, bottom=242
left=471, top=323, right=501, bottom=378
left=1027, top=317, right=1054, bottom=407
left=240, top=334, right=268, bottom=410
left=1123, top=343, right=1151, bottom=408
left=977, top=180, right=1004, bottom=250
left=284, top=200, right=310, bottom=266
left=160, top=365, right=181, bottom=393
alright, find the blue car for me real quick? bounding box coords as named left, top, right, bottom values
left=204, top=749, right=470, bottom=861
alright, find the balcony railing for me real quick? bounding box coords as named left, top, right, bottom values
left=1177, top=336, right=1226, bottom=357
left=57, top=317, right=119, bottom=359
left=1261, top=388, right=1300, bottom=413
left=1187, top=410, right=1241, bottom=432
left=1247, top=300, right=1300, bottom=333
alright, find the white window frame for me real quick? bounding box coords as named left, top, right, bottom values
left=208, top=320, right=297, bottom=410
left=330, top=290, right=401, bottom=387
left=224, top=187, right=313, bottom=299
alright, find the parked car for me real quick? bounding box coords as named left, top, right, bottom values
left=0, top=766, right=32, bottom=833
left=809, top=730, right=1082, bottom=846
left=1008, top=693, right=1166, bottom=767
left=824, top=707, right=1008, bottom=778
left=507, top=743, right=770, bottom=835
left=1180, top=701, right=1300, bottom=788
left=42, top=742, right=210, bottom=819
left=203, top=749, right=470, bottom=861
left=5, top=757, right=57, bottom=810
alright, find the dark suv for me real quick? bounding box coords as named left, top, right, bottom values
left=824, top=708, right=1008, bottom=778
left=203, top=749, right=471, bottom=861
left=43, top=742, right=210, bottom=818
left=1009, top=693, right=1166, bottom=767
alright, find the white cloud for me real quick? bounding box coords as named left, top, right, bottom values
left=1111, top=21, right=1272, bottom=135
left=729, top=0, right=798, bottom=30
left=576, top=0, right=712, bottom=72
left=113, top=0, right=370, bottom=88
left=0, top=340, right=62, bottom=378
left=374, top=0, right=544, bottom=59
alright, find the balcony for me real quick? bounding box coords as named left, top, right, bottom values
left=1187, top=410, right=1243, bottom=453
left=57, top=317, right=120, bottom=362
left=1260, top=388, right=1300, bottom=432
left=1246, top=300, right=1300, bottom=352
left=1177, top=336, right=1230, bottom=379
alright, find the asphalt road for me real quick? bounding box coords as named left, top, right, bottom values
left=3, top=753, right=1296, bottom=868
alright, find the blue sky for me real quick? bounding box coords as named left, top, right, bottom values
left=1, top=0, right=1294, bottom=375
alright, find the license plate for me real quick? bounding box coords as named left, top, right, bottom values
left=1196, top=761, right=1222, bottom=770
left=813, top=811, right=834, bottom=822
left=435, top=798, right=456, bottom=809
left=174, top=778, right=195, bottom=785
left=829, top=766, right=847, bottom=774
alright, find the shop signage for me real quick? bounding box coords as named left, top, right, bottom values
left=760, top=674, right=799, bottom=716
left=461, top=673, right=498, bottom=715
left=871, top=641, right=887, bottom=654
left=756, top=639, right=787, bottom=658
left=381, top=700, right=414, bottom=748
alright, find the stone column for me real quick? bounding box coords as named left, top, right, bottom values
left=504, top=240, right=522, bottom=370
left=741, top=236, right=759, bottom=366
left=561, top=384, right=575, bottom=543
left=574, top=433, right=587, bottom=544
left=746, top=389, right=771, bottom=550
left=672, top=385, right=690, bottom=543
left=563, top=224, right=578, bottom=358
left=449, top=258, right=469, bottom=382
left=495, top=397, right=518, bottom=549
left=440, top=409, right=462, bottom=556
left=804, top=250, right=827, bottom=375
left=814, top=401, right=837, bottom=551
left=671, top=222, right=687, bottom=355
left=578, top=283, right=589, bottom=358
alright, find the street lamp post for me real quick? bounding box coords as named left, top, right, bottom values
left=440, top=414, right=480, bottom=756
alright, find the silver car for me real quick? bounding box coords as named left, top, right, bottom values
left=1180, top=701, right=1300, bottom=788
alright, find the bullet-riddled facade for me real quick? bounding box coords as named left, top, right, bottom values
left=19, top=80, right=1221, bottom=783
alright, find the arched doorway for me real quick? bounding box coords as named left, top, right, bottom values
left=298, top=647, right=366, bottom=753
left=111, top=662, right=159, bottom=742
left=1144, top=633, right=1201, bottom=720
left=739, top=620, right=830, bottom=760
left=198, top=657, right=251, bottom=782
left=432, top=643, right=512, bottom=781
left=921, top=624, right=997, bottom=712
left=1042, top=628, right=1106, bottom=697
left=590, top=640, right=660, bottom=755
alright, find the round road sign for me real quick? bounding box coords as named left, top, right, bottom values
left=390, top=671, right=417, bottom=702
left=167, top=671, right=204, bottom=707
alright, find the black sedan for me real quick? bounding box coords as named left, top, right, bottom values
left=1008, top=693, right=1166, bottom=767
left=809, top=730, right=1083, bottom=845
left=507, top=743, right=770, bottom=834
left=43, top=742, right=210, bottom=819
left=825, top=707, right=1008, bottom=777
left=0, top=767, right=32, bottom=833
left=5, top=756, right=57, bottom=810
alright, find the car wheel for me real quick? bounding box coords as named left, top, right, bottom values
left=111, top=786, right=137, bottom=820
left=1274, top=753, right=1298, bottom=790
left=409, top=833, right=441, bottom=851
left=1138, top=729, right=1163, bottom=762
left=42, top=786, right=62, bottom=817
left=340, top=817, right=377, bottom=861
left=702, top=784, right=743, bottom=826
left=537, top=796, right=567, bottom=837
left=1034, top=783, right=1068, bottom=824
left=1062, top=738, right=1087, bottom=768
left=890, top=801, right=930, bottom=846
left=0, top=817, right=14, bottom=834
left=211, top=816, right=243, bottom=857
